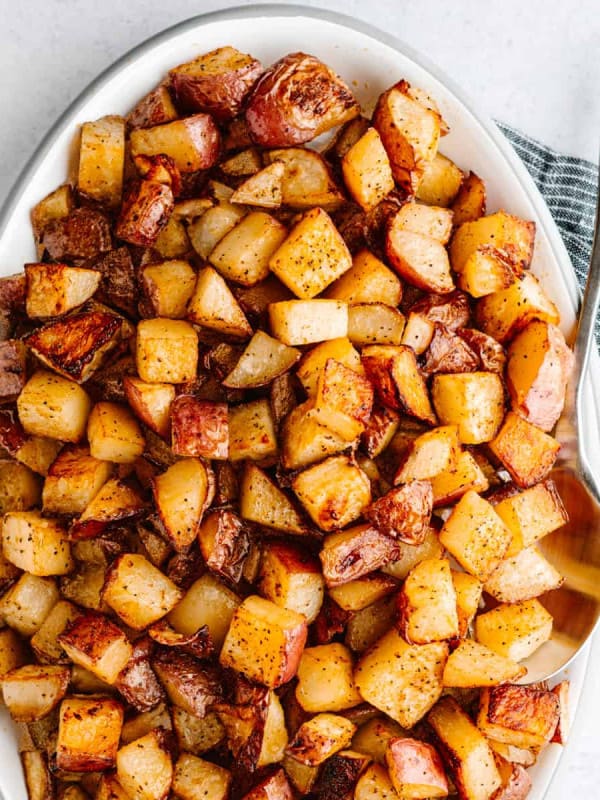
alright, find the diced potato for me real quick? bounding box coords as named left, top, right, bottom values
left=329, top=573, right=397, bottom=612
left=348, top=303, right=406, bottom=346
left=296, top=643, right=362, bottom=712
left=60, top=561, right=107, bottom=611
left=171, top=396, right=228, bottom=459
left=259, top=541, right=324, bottom=623
left=345, top=596, right=397, bottom=653
left=286, top=713, right=356, bottom=766
left=230, top=161, right=285, bottom=208
left=450, top=211, right=535, bottom=274
left=383, top=526, right=444, bottom=580
left=269, top=207, right=352, bottom=299
left=442, top=639, right=526, bottom=687
left=475, top=598, right=553, bottom=661
left=170, top=707, right=224, bottom=754
left=342, top=127, right=394, bottom=212
left=58, top=696, right=124, bottom=772
left=220, top=595, right=307, bottom=687
left=239, top=463, right=307, bottom=534
left=264, top=148, right=344, bottom=210
left=71, top=478, right=146, bottom=539
left=386, top=225, right=454, bottom=293
left=42, top=446, right=112, bottom=516
left=269, top=299, right=348, bottom=345
left=115, top=180, right=174, bottom=247
left=318, top=750, right=371, bottom=800
left=416, top=152, right=463, bottom=207
left=153, top=458, right=212, bottom=551
left=96, top=774, right=131, bottom=800
left=401, top=311, right=435, bottom=354
left=477, top=684, right=560, bottom=748
left=2, top=511, right=72, bottom=576
left=87, top=402, right=145, bottom=464
left=172, top=753, right=231, bottom=800
left=312, top=358, right=374, bottom=441
left=495, top=479, right=568, bottom=556
left=283, top=753, right=320, bottom=794
left=292, top=456, right=371, bottom=531
left=124, top=377, right=175, bottom=439
left=229, top=398, right=278, bottom=462
left=325, top=250, right=402, bottom=306
left=0, top=574, right=59, bottom=636
left=223, top=330, right=300, bottom=388
left=31, top=184, right=75, bottom=251
left=198, top=508, right=248, bottom=584
left=18, top=370, right=91, bottom=442
left=430, top=450, right=489, bottom=506
left=136, top=318, right=198, bottom=383
left=440, top=491, right=512, bottom=581
left=506, top=320, right=574, bottom=431
left=458, top=246, right=519, bottom=298
left=30, top=600, right=80, bottom=664
left=366, top=481, right=432, bottom=544
left=488, top=412, right=560, bottom=488
left=116, top=729, right=172, bottom=800
left=352, top=717, right=406, bottom=764
left=398, top=558, right=459, bottom=643
left=25, top=262, right=101, bottom=319
left=354, top=762, right=399, bottom=800
left=78, top=115, right=125, bottom=207
left=169, top=573, right=240, bottom=649
left=0, top=628, right=27, bottom=677
left=130, top=114, right=220, bottom=172
left=394, top=425, right=459, bottom=483
left=393, top=202, right=454, bottom=244
left=361, top=405, right=401, bottom=458
left=320, top=524, right=400, bottom=588
left=58, top=610, right=132, bottom=684
left=210, top=211, right=287, bottom=286
left=152, top=649, right=221, bottom=718
left=0, top=461, right=41, bottom=515
left=354, top=629, right=448, bottom=727
left=187, top=265, right=252, bottom=338
left=451, top=171, right=486, bottom=225
left=188, top=202, right=246, bottom=259
left=141, top=260, right=196, bottom=318
left=484, top=546, right=563, bottom=603
left=452, top=570, right=483, bottom=638
left=431, top=372, right=504, bottom=444
left=103, top=553, right=183, bottom=630
left=281, top=401, right=348, bottom=470
left=427, top=696, right=501, bottom=800
left=385, top=737, right=448, bottom=799
left=297, top=337, right=363, bottom=397
left=362, top=344, right=435, bottom=424
left=1, top=664, right=70, bottom=721
left=475, top=272, right=560, bottom=343
left=153, top=214, right=191, bottom=259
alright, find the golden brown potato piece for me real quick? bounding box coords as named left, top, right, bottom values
left=506, top=320, right=574, bottom=431
left=124, top=377, right=174, bottom=439
left=242, top=768, right=293, bottom=800
left=187, top=265, right=253, bottom=338
left=229, top=398, right=278, bottom=462
left=484, top=546, right=563, bottom=603
left=239, top=463, right=308, bottom=535
left=127, top=84, right=178, bottom=130
left=348, top=303, right=406, bottom=347
left=458, top=245, right=520, bottom=298
left=432, top=371, right=504, bottom=444
left=58, top=610, right=132, bottom=684
left=210, top=211, right=287, bottom=286
left=366, top=481, right=432, bottom=544
left=392, top=202, right=454, bottom=244
left=324, top=249, right=402, bottom=306
left=245, top=52, right=359, bottom=146
left=430, top=450, right=489, bottom=507
left=450, top=210, right=535, bottom=275
left=136, top=318, right=199, bottom=384
left=0, top=407, right=61, bottom=476
left=230, top=161, right=285, bottom=209
left=478, top=684, right=560, bottom=749
left=264, top=147, right=344, bottom=211
left=116, top=729, right=173, bottom=800
left=416, top=152, right=463, bottom=207
left=31, top=183, right=75, bottom=254
left=223, top=330, right=300, bottom=388
left=342, top=128, right=395, bottom=212
left=259, top=541, right=324, bottom=623
left=78, top=115, right=125, bottom=208
left=452, top=570, right=483, bottom=638
left=171, top=396, right=228, bottom=459
left=70, top=477, right=146, bottom=539
left=153, top=458, right=213, bottom=551
left=286, top=713, right=356, bottom=766
left=0, top=573, right=59, bottom=636
left=488, top=411, right=561, bottom=488
left=170, top=46, right=262, bottom=120
left=25, top=262, right=101, bottom=319
left=87, top=401, right=145, bottom=464
left=319, top=524, right=401, bottom=587
left=2, top=510, right=72, bottom=576
left=295, top=642, right=362, bottom=712
left=385, top=737, right=448, bottom=799
left=494, top=479, right=568, bottom=556
left=41, top=206, right=112, bottom=261
left=394, top=424, right=459, bottom=483
left=115, top=180, right=174, bottom=247
left=221, top=147, right=262, bottom=177
left=1, top=664, right=70, bottom=722
left=0, top=461, right=41, bottom=517
left=386, top=223, right=454, bottom=294
left=328, top=573, right=397, bottom=613
left=130, top=114, right=220, bottom=172
left=398, top=556, right=459, bottom=645
left=172, top=754, right=231, bottom=800
left=451, top=170, right=486, bottom=225
left=442, top=639, right=526, bottom=688
left=198, top=508, right=249, bottom=584
left=475, top=598, right=553, bottom=662
left=422, top=323, right=479, bottom=375
left=17, top=370, right=92, bottom=443
left=57, top=696, right=124, bottom=772
left=312, top=358, right=374, bottom=441
left=269, top=299, right=348, bottom=345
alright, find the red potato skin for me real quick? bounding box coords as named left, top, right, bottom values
left=241, top=768, right=294, bottom=800
left=279, top=621, right=309, bottom=687
left=179, top=114, right=222, bottom=170
left=245, top=52, right=360, bottom=146
left=493, top=763, right=532, bottom=800
left=171, top=396, right=229, bottom=459
left=127, top=85, right=178, bottom=130
left=386, top=737, right=448, bottom=796
left=115, top=181, right=174, bottom=247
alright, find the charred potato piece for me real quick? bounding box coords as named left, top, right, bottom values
left=115, top=180, right=174, bottom=247
left=58, top=610, right=132, bottom=684
left=25, top=263, right=101, bottom=319
left=242, top=768, right=293, bottom=800
left=365, top=481, right=432, bottom=544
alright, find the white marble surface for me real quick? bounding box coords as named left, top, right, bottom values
left=1, top=0, right=599, bottom=796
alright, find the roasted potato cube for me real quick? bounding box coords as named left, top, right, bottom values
left=292, top=456, right=371, bottom=532
left=283, top=753, right=320, bottom=794
left=485, top=545, right=563, bottom=603
left=170, top=707, right=224, bottom=754
left=239, top=463, right=307, bottom=534
left=477, top=684, right=560, bottom=748
left=430, top=450, right=489, bottom=507
left=450, top=211, right=535, bottom=274
left=325, top=249, right=402, bottom=306
left=228, top=398, right=278, bottom=462
left=317, top=750, right=371, bottom=800
left=281, top=400, right=347, bottom=470
left=103, top=553, right=183, bottom=629
left=115, top=180, right=174, bottom=247
left=141, top=260, right=196, bottom=318
left=451, top=171, right=486, bottom=225
left=223, top=330, right=300, bottom=389
left=488, top=412, right=560, bottom=488
left=362, top=345, right=435, bottom=424
left=152, top=649, right=221, bottom=717
left=230, top=161, right=285, bottom=208
left=78, top=115, right=125, bottom=207
left=386, top=225, right=454, bottom=294
left=475, top=272, right=560, bottom=343
left=361, top=404, right=401, bottom=458
left=382, top=526, right=443, bottom=581
left=401, top=311, right=436, bottom=354
left=440, top=491, right=512, bottom=581
left=264, top=147, right=344, bottom=210
left=385, top=737, right=448, bottom=799
left=30, top=600, right=80, bottom=664
left=87, top=402, right=145, bottom=464
left=58, top=696, right=124, bottom=772
left=427, top=696, right=501, bottom=800
left=242, top=768, right=294, bottom=800
left=59, top=561, right=107, bottom=611
left=351, top=716, right=406, bottom=764
left=373, top=80, right=441, bottom=192
left=245, top=52, right=359, bottom=146
left=70, top=478, right=146, bottom=539
left=187, top=265, right=253, bottom=338
left=1, top=664, right=70, bottom=722
left=366, top=481, right=432, bottom=544
left=348, top=303, right=406, bottom=347
left=296, top=643, right=362, bottom=712
left=188, top=202, right=245, bottom=259
left=42, top=445, right=112, bottom=516
left=353, top=762, right=399, bottom=800
left=287, top=713, right=356, bottom=766
left=198, top=508, right=249, bottom=584
left=442, top=639, right=526, bottom=687
left=58, top=609, right=132, bottom=683
left=31, top=183, right=75, bottom=250
left=0, top=339, right=27, bottom=402
left=494, top=479, right=568, bottom=557
left=17, top=370, right=91, bottom=442
left=506, top=320, right=574, bottom=431
left=394, top=425, right=459, bottom=483
left=269, top=299, right=348, bottom=345
left=269, top=207, right=352, bottom=299
left=458, top=245, right=519, bottom=298
left=127, top=84, right=178, bottom=129
left=153, top=214, right=192, bottom=258
left=0, top=410, right=59, bottom=478
left=2, top=511, right=72, bottom=576
left=354, top=630, right=448, bottom=728
left=0, top=628, right=27, bottom=677
left=398, top=558, right=459, bottom=644
left=431, top=372, right=504, bottom=444
left=172, top=753, right=231, bottom=800
left=171, top=396, right=228, bottom=459
left=345, top=596, right=397, bottom=654
left=342, top=127, right=394, bottom=212
left=170, top=45, right=262, bottom=120
left=393, top=202, right=453, bottom=244
left=259, top=541, right=324, bottom=623
left=124, top=377, right=175, bottom=439
left=475, top=598, right=553, bottom=661
left=40, top=204, right=112, bottom=260
left=96, top=774, right=132, bottom=800
left=220, top=595, right=307, bottom=687
left=312, top=358, right=374, bottom=441
left=136, top=318, right=198, bottom=383
left=416, top=152, right=463, bottom=207
left=0, top=574, right=59, bottom=636
left=452, top=570, right=483, bottom=638
left=169, top=573, right=240, bottom=649
left=116, top=729, right=173, bottom=800
left=297, top=337, right=363, bottom=397
left=210, top=211, right=287, bottom=286
left=130, top=114, right=220, bottom=172
left=329, top=573, right=397, bottom=612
